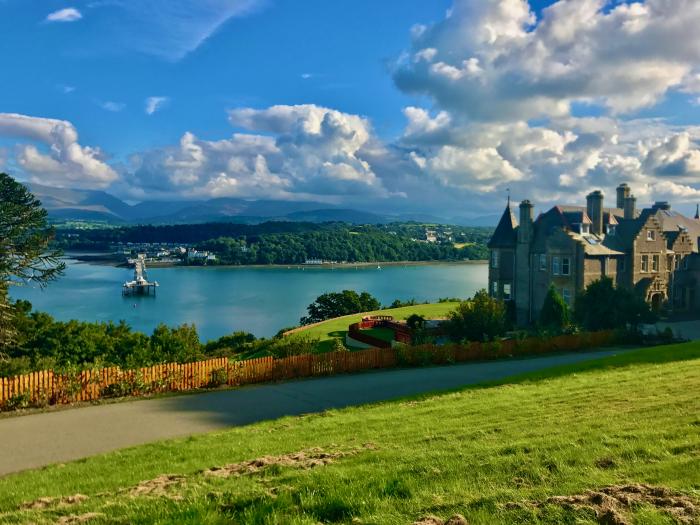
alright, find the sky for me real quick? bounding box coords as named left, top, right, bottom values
left=2, top=0, right=700, bottom=219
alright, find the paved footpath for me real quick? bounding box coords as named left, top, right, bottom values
left=0, top=348, right=626, bottom=477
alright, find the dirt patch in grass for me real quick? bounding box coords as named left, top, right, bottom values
left=20, top=494, right=88, bottom=510
left=202, top=446, right=368, bottom=479
left=127, top=474, right=186, bottom=498
left=414, top=515, right=469, bottom=525
left=515, top=484, right=699, bottom=524
left=56, top=512, right=104, bottom=524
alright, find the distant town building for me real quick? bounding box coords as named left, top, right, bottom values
left=488, top=184, right=700, bottom=325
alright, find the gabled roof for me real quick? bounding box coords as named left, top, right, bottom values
left=488, top=201, right=518, bottom=248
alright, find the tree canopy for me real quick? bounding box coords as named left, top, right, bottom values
left=574, top=277, right=656, bottom=331
left=445, top=290, right=508, bottom=342
left=300, top=290, right=381, bottom=325
left=0, top=173, right=64, bottom=347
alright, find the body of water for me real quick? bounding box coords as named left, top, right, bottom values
left=10, top=260, right=488, bottom=340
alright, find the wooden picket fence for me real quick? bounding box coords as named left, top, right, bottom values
left=0, top=330, right=617, bottom=411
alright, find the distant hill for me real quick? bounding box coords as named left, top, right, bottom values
left=26, top=184, right=395, bottom=225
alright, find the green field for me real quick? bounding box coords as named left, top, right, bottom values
left=289, top=302, right=459, bottom=352
left=1, top=342, right=698, bottom=524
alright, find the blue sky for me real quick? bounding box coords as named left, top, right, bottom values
left=2, top=0, right=700, bottom=218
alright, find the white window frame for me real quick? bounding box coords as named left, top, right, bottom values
left=562, top=257, right=571, bottom=276
left=647, top=230, right=656, bottom=241
left=641, top=254, right=649, bottom=273
left=491, top=250, right=500, bottom=269
left=562, top=288, right=571, bottom=305
left=652, top=254, right=659, bottom=273
left=503, top=283, right=512, bottom=300
left=539, top=254, right=547, bottom=271
left=552, top=256, right=560, bottom=275
left=491, top=281, right=498, bottom=296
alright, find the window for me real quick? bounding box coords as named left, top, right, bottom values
left=562, top=288, right=571, bottom=305
left=491, top=250, right=500, bottom=269
left=552, top=256, right=560, bottom=275
left=647, top=230, right=656, bottom=241
left=641, top=254, right=649, bottom=272
left=562, top=257, right=571, bottom=276
left=579, top=224, right=590, bottom=235
left=503, top=283, right=512, bottom=300
left=674, top=255, right=680, bottom=270
left=539, top=254, right=547, bottom=271
left=652, top=254, right=659, bottom=272
left=491, top=281, right=498, bottom=296
left=607, top=225, right=616, bottom=236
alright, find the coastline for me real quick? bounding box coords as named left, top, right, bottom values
left=65, top=253, right=488, bottom=269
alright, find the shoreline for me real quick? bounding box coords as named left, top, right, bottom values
left=66, top=254, right=488, bottom=270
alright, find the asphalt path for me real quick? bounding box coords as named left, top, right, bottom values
left=0, top=348, right=626, bottom=477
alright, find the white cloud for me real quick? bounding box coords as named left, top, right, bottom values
left=145, top=96, right=170, bottom=115
left=87, top=0, right=267, bottom=61
left=46, top=7, right=82, bottom=23
left=394, top=0, right=700, bottom=121
left=121, top=104, right=391, bottom=200
left=100, top=101, right=125, bottom=112
left=0, top=113, right=117, bottom=188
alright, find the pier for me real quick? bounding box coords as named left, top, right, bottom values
left=122, top=255, right=159, bottom=296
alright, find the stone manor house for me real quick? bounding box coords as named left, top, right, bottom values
left=488, top=183, right=700, bottom=325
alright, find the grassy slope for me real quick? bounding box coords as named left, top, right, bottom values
left=290, top=303, right=459, bottom=352
left=1, top=343, right=698, bottom=524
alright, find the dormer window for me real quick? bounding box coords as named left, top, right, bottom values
left=607, top=225, right=616, bottom=236
left=647, top=230, right=656, bottom=241
left=579, top=223, right=590, bottom=234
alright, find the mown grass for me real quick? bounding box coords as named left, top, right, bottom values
left=289, top=303, right=459, bottom=352
left=0, top=343, right=698, bottom=524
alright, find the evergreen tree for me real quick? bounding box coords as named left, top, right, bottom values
left=0, top=173, right=64, bottom=348
left=445, top=290, right=507, bottom=342
left=539, top=286, right=570, bottom=333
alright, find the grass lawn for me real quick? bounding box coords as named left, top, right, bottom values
left=290, top=302, right=459, bottom=352
left=0, top=342, right=698, bottom=524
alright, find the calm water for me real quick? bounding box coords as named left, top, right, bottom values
left=10, top=260, right=488, bottom=340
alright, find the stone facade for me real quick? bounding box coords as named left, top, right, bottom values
left=487, top=184, right=700, bottom=325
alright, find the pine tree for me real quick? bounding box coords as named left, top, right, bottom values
left=539, top=285, right=570, bottom=333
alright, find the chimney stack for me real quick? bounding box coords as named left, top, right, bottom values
left=587, top=190, right=604, bottom=236
left=624, top=195, right=637, bottom=220
left=616, top=183, right=630, bottom=209
left=518, top=200, right=534, bottom=244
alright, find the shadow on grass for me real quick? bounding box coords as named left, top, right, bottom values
left=153, top=342, right=699, bottom=428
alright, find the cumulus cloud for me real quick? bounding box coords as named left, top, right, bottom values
left=145, top=96, right=169, bottom=115
left=0, top=113, right=117, bottom=188
left=394, top=0, right=700, bottom=121
left=121, top=104, right=391, bottom=200
left=46, top=7, right=82, bottom=23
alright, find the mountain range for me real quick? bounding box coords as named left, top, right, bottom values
left=27, top=183, right=497, bottom=226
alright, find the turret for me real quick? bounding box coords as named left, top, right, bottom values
left=616, top=183, right=630, bottom=209
left=586, top=190, right=604, bottom=236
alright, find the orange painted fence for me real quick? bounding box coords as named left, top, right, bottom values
left=0, top=330, right=617, bottom=410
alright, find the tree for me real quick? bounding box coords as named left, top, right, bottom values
left=0, top=173, right=64, bottom=347
left=574, top=277, right=655, bottom=331
left=445, top=290, right=507, bottom=342
left=300, top=290, right=381, bottom=325
left=539, top=286, right=570, bottom=333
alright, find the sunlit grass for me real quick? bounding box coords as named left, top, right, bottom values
left=0, top=342, right=698, bottom=524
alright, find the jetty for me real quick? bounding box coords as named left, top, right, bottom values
left=122, top=254, right=159, bottom=296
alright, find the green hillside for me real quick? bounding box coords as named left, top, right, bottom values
left=1, top=343, right=698, bottom=524
left=287, top=302, right=459, bottom=352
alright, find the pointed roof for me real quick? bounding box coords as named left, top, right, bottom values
left=488, top=200, right=518, bottom=248
left=695, top=204, right=699, bottom=220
